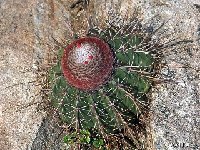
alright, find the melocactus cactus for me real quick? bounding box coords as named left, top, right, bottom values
left=62, top=37, right=114, bottom=91
left=48, top=18, right=159, bottom=149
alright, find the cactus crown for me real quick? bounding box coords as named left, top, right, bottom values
left=48, top=18, right=160, bottom=149
left=62, top=37, right=114, bottom=91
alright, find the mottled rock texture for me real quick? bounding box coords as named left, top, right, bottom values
left=0, top=0, right=69, bottom=149
left=140, top=0, right=200, bottom=149
left=0, top=0, right=199, bottom=150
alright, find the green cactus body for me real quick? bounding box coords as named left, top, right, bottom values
left=48, top=24, right=157, bottom=149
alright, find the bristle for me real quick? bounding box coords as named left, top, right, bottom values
left=48, top=12, right=162, bottom=149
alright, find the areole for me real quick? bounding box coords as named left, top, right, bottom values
left=49, top=22, right=160, bottom=149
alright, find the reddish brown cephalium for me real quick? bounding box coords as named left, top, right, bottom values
left=62, top=37, right=114, bottom=91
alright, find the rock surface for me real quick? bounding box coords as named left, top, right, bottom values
left=0, top=0, right=199, bottom=150
left=0, top=0, right=69, bottom=149
left=0, top=1, right=44, bottom=149
left=140, top=0, right=200, bottom=149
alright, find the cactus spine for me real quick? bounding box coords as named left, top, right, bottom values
left=48, top=18, right=159, bottom=149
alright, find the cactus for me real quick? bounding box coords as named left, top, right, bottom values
left=48, top=19, right=159, bottom=149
